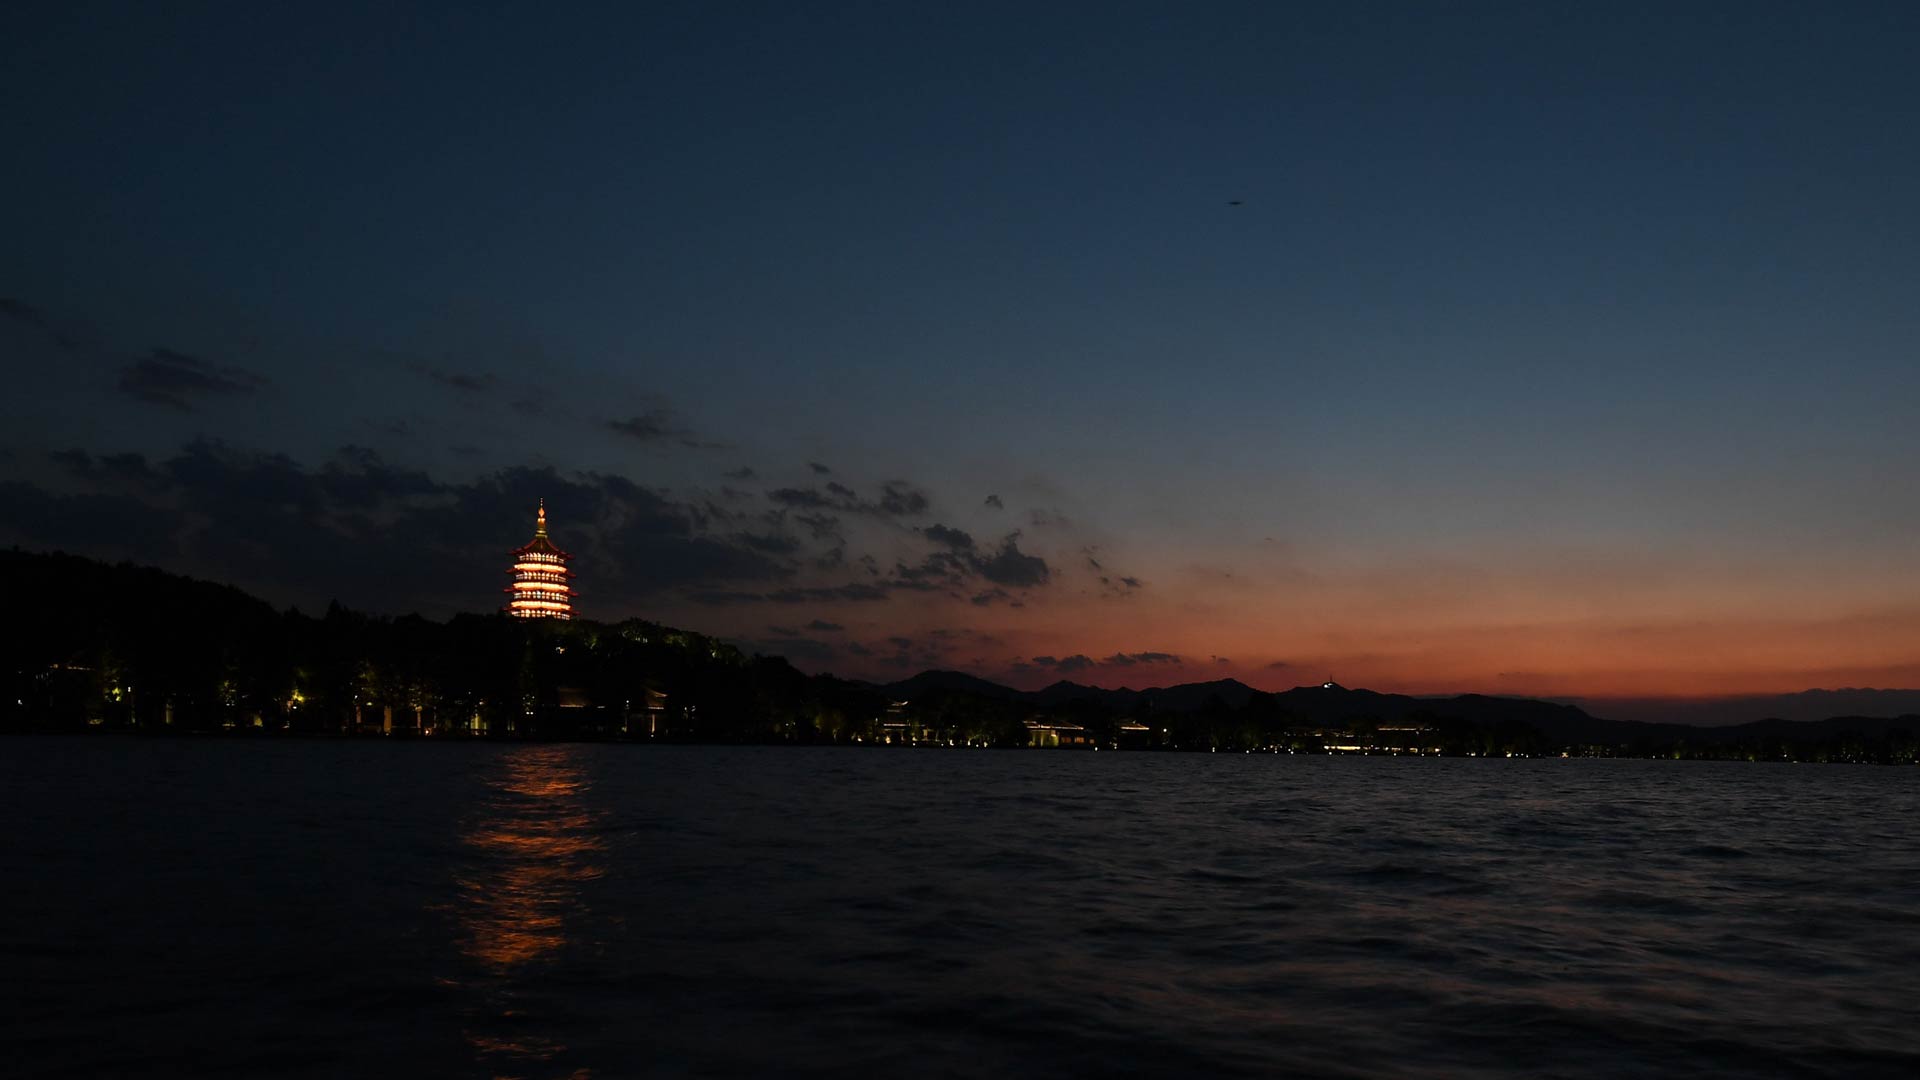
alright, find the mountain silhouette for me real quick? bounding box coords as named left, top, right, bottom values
left=1565, top=688, right=1920, bottom=727
left=11, top=548, right=1917, bottom=753
left=878, top=670, right=1920, bottom=746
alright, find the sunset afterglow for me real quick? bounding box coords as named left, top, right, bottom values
left=3, top=5, right=1917, bottom=705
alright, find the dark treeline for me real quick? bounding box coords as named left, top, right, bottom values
left=0, top=551, right=1571, bottom=751
left=5, top=550, right=851, bottom=740
left=7, top=550, right=1918, bottom=762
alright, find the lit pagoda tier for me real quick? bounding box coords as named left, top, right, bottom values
left=506, top=501, right=575, bottom=619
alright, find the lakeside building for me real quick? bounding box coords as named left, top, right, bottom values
left=507, top=501, right=575, bottom=620
left=1024, top=718, right=1093, bottom=747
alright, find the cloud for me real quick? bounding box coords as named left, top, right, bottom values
left=118, top=348, right=267, bottom=411
left=318, top=445, right=444, bottom=507
left=875, top=482, right=930, bottom=517
left=12, top=441, right=795, bottom=616
left=1085, top=544, right=1145, bottom=597
left=0, top=297, right=51, bottom=330
left=890, top=556, right=962, bottom=588
left=972, top=533, right=1050, bottom=588
left=48, top=448, right=160, bottom=488
left=686, top=528, right=1051, bottom=609
left=870, top=634, right=959, bottom=671
left=0, top=296, right=79, bottom=350
left=793, top=512, right=841, bottom=541
left=892, top=529, right=1052, bottom=598
left=807, top=619, right=844, bottom=632
left=724, top=467, right=757, bottom=480
left=984, top=494, right=1004, bottom=510
left=766, top=480, right=934, bottom=519
left=732, top=531, right=803, bottom=555
left=1101, top=651, right=1181, bottom=667
left=363, top=417, right=414, bottom=439
left=0, top=481, right=183, bottom=558
left=606, top=406, right=726, bottom=449
left=692, top=581, right=892, bottom=606
left=768, top=488, right=832, bottom=510
left=1023, top=651, right=1179, bottom=674
left=923, top=524, right=975, bottom=550
left=808, top=462, right=832, bottom=475
left=742, top=635, right=837, bottom=663
left=764, top=486, right=825, bottom=507
left=606, top=409, right=677, bottom=441
left=769, top=583, right=888, bottom=603
left=683, top=590, right=765, bottom=606
left=423, top=368, right=494, bottom=393
left=1265, top=660, right=1292, bottom=670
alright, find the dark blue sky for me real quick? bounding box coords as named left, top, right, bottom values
left=5, top=2, right=1919, bottom=695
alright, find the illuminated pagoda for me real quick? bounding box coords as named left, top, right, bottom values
left=506, top=500, right=575, bottom=619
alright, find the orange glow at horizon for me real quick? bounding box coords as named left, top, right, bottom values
left=727, top=541, right=1920, bottom=701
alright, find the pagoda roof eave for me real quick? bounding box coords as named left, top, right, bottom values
left=512, top=536, right=571, bottom=558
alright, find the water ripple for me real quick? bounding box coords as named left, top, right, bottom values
left=3, top=744, right=1919, bottom=1077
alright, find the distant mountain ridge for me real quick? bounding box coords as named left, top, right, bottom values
left=881, top=671, right=1920, bottom=745
left=876, top=671, right=1265, bottom=711
left=1032, top=677, right=1261, bottom=712
left=1566, top=688, right=1920, bottom=727
left=11, top=549, right=1915, bottom=753
left=882, top=672, right=1600, bottom=735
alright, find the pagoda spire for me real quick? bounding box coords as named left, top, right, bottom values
left=536, top=499, right=548, bottom=537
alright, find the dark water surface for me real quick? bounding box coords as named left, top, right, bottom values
left=4, top=741, right=1918, bottom=1078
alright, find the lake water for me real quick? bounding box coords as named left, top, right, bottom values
left=3, top=740, right=1918, bottom=1078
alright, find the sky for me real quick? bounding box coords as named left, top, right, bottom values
left=5, top=1, right=1919, bottom=698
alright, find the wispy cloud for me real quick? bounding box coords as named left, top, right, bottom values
left=118, top=348, right=267, bottom=411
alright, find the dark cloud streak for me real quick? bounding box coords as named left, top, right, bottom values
left=422, top=368, right=495, bottom=393
left=117, top=348, right=267, bottom=411
left=8, top=441, right=794, bottom=617
left=766, top=480, right=933, bottom=519
left=606, top=406, right=727, bottom=450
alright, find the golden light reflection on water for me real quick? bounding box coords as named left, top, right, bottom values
left=454, top=746, right=605, bottom=1075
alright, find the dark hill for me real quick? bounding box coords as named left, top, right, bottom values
left=1263, top=683, right=1611, bottom=742
left=880, top=675, right=1262, bottom=712
left=878, top=669, right=1027, bottom=702
left=1575, top=688, right=1920, bottom=727
left=1029, top=677, right=1259, bottom=711
left=10, top=548, right=1918, bottom=759
left=882, top=671, right=1602, bottom=734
